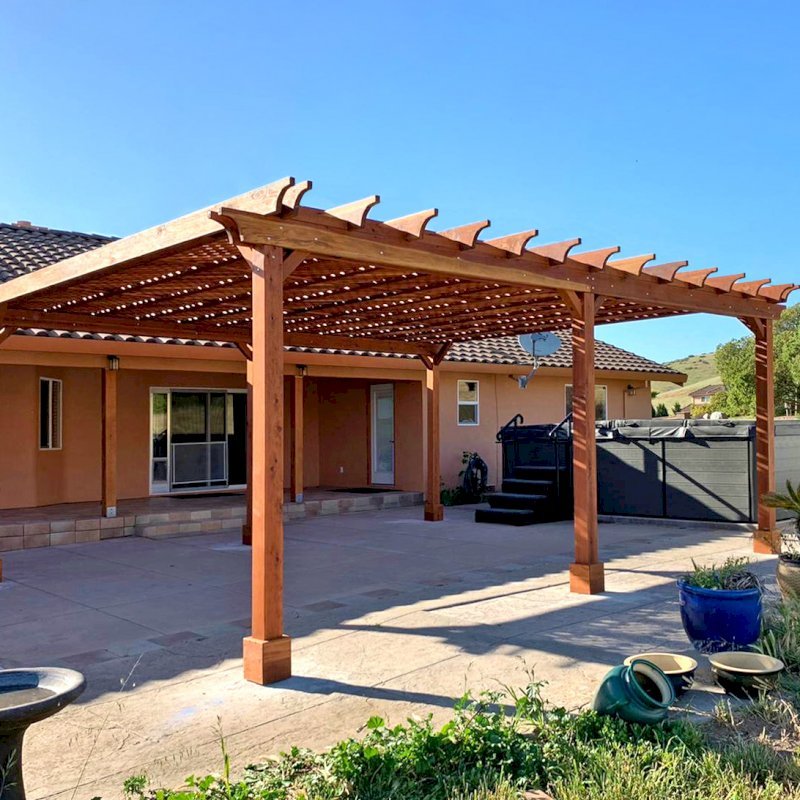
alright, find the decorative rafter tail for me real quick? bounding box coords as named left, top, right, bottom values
left=326, top=195, right=381, bottom=227
left=281, top=180, right=313, bottom=210
left=757, top=283, right=795, bottom=301
left=438, top=220, right=491, bottom=248
left=642, top=261, right=689, bottom=282
left=733, top=278, right=771, bottom=297
left=528, top=238, right=581, bottom=263
left=208, top=211, right=243, bottom=244
left=570, top=246, right=621, bottom=269
left=384, top=208, right=438, bottom=238
left=606, top=254, right=656, bottom=276
left=485, top=230, right=539, bottom=256
left=675, top=267, right=718, bottom=288
left=705, top=273, right=746, bottom=292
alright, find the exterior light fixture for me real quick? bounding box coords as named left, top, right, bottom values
left=626, top=384, right=637, bottom=397
left=107, top=355, right=120, bottom=371
left=296, top=364, right=308, bottom=377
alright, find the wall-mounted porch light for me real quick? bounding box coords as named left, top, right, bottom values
left=107, top=355, right=120, bottom=371
left=626, top=384, right=637, bottom=397
left=296, top=364, right=308, bottom=377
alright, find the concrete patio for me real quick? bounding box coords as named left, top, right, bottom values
left=0, top=506, right=776, bottom=799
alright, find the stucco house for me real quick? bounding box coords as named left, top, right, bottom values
left=688, top=383, right=726, bottom=406
left=0, top=221, right=685, bottom=515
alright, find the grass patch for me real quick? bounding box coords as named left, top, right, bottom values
left=124, top=678, right=800, bottom=800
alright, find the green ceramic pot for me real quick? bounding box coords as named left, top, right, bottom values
left=709, top=651, right=785, bottom=698
left=593, top=659, right=674, bottom=724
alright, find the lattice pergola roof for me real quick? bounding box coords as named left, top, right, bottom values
left=0, top=176, right=794, bottom=354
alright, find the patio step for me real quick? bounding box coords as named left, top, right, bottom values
left=485, top=492, right=547, bottom=510
left=513, top=465, right=567, bottom=481
left=474, top=507, right=541, bottom=526
left=501, top=478, right=554, bottom=496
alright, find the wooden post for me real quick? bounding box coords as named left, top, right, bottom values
left=752, top=317, right=780, bottom=554
left=101, top=363, right=118, bottom=518
left=291, top=371, right=304, bottom=503
left=239, top=244, right=291, bottom=685
left=424, top=362, right=444, bottom=521
left=569, top=292, right=604, bottom=593
left=242, top=360, right=253, bottom=546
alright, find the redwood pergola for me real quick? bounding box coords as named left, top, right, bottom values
left=0, top=177, right=794, bottom=685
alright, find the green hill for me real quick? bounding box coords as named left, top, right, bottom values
left=652, top=352, right=721, bottom=412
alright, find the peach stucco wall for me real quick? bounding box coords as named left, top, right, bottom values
left=0, top=354, right=655, bottom=510
left=437, top=371, right=653, bottom=490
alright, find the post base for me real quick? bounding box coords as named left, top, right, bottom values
left=754, top=528, right=781, bottom=555
left=570, top=562, right=605, bottom=594
left=242, top=524, right=252, bottom=546
left=243, top=635, right=292, bottom=685
left=424, top=504, right=444, bottom=522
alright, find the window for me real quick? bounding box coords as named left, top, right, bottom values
left=565, top=384, right=607, bottom=421
left=39, top=377, right=62, bottom=450
left=457, top=380, right=479, bottom=426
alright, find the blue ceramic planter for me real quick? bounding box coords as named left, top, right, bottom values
left=677, top=579, right=762, bottom=654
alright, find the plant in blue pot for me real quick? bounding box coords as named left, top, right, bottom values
left=677, top=557, right=763, bottom=654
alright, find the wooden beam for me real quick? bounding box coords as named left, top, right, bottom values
left=424, top=361, right=444, bottom=522
left=570, top=292, right=604, bottom=594
left=433, top=342, right=452, bottom=365
left=529, top=238, right=581, bottom=262
left=291, top=372, right=304, bottom=504
left=485, top=230, right=539, bottom=256
left=239, top=243, right=291, bottom=684
left=282, top=250, right=310, bottom=280
left=222, top=207, right=782, bottom=319
left=0, top=178, right=296, bottom=306
left=236, top=341, right=253, bottom=360
left=242, top=359, right=253, bottom=546
left=384, top=209, right=438, bottom=238
left=327, top=196, right=380, bottom=227
left=101, top=365, right=118, bottom=518
left=284, top=332, right=437, bottom=357
left=751, top=317, right=780, bottom=554
left=0, top=327, right=17, bottom=347
left=439, top=220, right=491, bottom=248
left=224, top=207, right=586, bottom=293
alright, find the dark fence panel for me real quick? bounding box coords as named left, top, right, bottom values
left=776, top=422, right=800, bottom=521
left=500, top=418, right=800, bottom=524
left=663, top=439, right=752, bottom=522
left=597, top=440, right=664, bottom=517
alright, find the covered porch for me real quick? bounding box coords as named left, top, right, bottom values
left=0, top=175, right=794, bottom=685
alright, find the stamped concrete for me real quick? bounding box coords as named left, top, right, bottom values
left=0, top=506, right=778, bottom=799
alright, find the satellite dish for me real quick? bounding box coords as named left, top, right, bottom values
left=517, top=332, right=562, bottom=389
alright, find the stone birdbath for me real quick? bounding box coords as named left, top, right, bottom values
left=0, top=668, right=85, bottom=800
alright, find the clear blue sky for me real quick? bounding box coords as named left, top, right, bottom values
left=1, top=1, right=797, bottom=363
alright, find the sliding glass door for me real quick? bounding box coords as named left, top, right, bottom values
left=150, top=389, right=246, bottom=493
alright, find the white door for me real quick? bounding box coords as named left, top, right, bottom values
left=370, top=384, right=395, bottom=485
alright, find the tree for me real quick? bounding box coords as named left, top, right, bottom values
left=672, top=401, right=683, bottom=415
left=653, top=402, right=669, bottom=417
left=711, top=304, right=800, bottom=418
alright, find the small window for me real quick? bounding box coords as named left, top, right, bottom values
left=40, top=377, right=63, bottom=450
left=457, top=380, right=479, bottom=426
left=565, top=384, right=607, bottom=421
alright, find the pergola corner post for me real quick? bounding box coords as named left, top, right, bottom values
left=239, top=244, right=291, bottom=685
left=101, top=359, right=118, bottom=518
left=291, top=369, right=304, bottom=504
left=420, top=350, right=445, bottom=522
left=564, top=291, right=604, bottom=594
left=243, top=358, right=253, bottom=546
left=741, top=316, right=780, bottom=554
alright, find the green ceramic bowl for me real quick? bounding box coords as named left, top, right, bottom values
left=709, top=651, right=785, bottom=698
left=624, top=653, right=698, bottom=696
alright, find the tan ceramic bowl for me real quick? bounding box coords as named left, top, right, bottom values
left=624, top=653, right=698, bottom=695
left=709, top=651, right=785, bottom=697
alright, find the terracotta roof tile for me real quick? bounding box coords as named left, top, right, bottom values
left=0, top=223, right=114, bottom=283
left=0, top=222, right=684, bottom=378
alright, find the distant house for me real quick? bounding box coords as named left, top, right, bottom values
left=688, top=383, right=726, bottom=406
